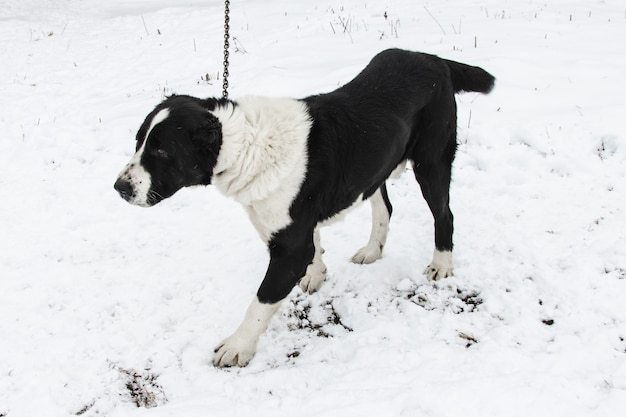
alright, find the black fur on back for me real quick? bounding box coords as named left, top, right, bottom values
left=291, top=49, right=493, bottom=225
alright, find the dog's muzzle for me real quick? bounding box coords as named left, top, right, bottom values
left=114, top=178, right=135, bottom=202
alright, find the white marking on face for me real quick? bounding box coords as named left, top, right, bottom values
left=116, top=108, right=170, bottom=206
left=143, top=108, right=171, bottom=147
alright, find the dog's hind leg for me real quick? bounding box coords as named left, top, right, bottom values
left=412, top=141, right=456, bottom=281
left=299, top=227, right=327, bottom=293
left=413, top=160, right=454, bottom=280
left=351, top=184, right=392, bottom=264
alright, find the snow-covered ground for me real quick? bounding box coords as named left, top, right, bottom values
left=1, top=0, right=625, bottom=416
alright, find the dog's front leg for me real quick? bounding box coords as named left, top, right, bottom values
left=214, top=229, right=315, bottom=367
left=213, top=296, right=280, bottom=367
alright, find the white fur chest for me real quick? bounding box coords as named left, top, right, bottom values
left=211, top=96, right=311, bottom=242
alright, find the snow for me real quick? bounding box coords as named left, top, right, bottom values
left=1, top=0, right=625, bottom=416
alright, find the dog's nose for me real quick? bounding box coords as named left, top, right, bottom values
left=114, top=178, right=134, bottom=201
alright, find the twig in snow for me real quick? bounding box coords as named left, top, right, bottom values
left=141, top=15, right=149, bottom=35
left=424, top=6, right=446, bottom=35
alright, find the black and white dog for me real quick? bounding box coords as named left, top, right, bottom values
left=114, top=49, right=494, bottom=367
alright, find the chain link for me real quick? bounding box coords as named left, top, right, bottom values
left=222, top=0, right=230, bottom=99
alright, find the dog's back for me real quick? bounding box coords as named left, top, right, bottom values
left=300, top=49, right=494, bottom=222
left=335, top=49, right=494, bottom=106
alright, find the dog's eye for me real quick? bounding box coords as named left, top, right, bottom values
left=151, top=147, right=169, bottom=158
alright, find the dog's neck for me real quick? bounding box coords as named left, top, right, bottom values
left=210, top=96, right=312, bottom=206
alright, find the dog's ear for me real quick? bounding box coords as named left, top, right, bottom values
left=192, top=117, right=222, bottom=150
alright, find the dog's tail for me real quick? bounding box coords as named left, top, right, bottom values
left=444, top=59, right=495, bottom=94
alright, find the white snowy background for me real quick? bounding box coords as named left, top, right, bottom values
left=1, top=0, right=625, bottom=416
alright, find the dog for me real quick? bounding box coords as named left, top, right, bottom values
left=114, top=49, right=494, bottom=367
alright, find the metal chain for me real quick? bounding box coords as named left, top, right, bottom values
left=222, top=0, right=230, bottom=99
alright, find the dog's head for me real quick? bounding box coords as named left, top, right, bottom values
left=114, top=95, right=223, bottom=207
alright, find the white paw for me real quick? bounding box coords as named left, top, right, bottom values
left=423, top=264, right=453, bottom=281
left=423, top=250, right=454, bottom=281
left=213, top=335, right=256, bottom=367
left=350, top=244, right=382, bottom=264
left=299, top=262, right=327, bottom=293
